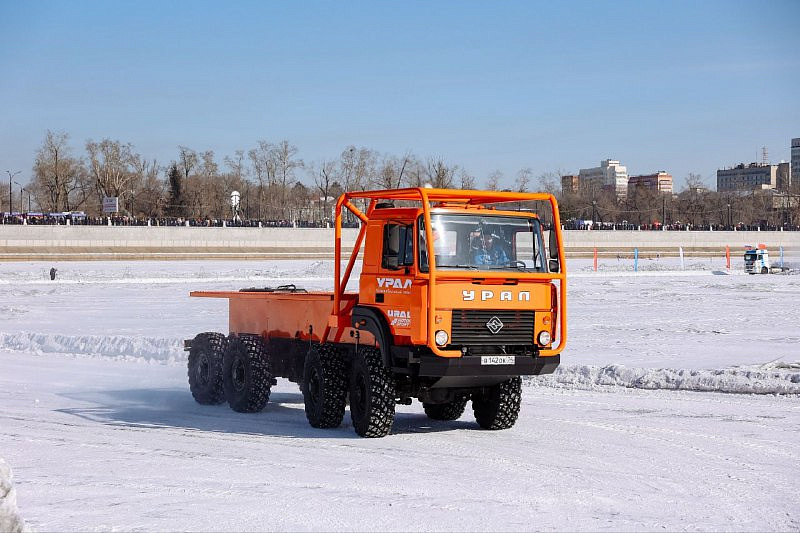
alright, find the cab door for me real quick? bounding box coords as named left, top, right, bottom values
left=359, top=220, right=416, bottom=336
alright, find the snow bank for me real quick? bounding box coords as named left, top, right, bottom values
left=0, top=458, right=27, bottom=533
left=1, top=332, right=798, bottom=395
left=532, top=363, right=800, bottom=395
left=0, top=332, right=184, bottom=364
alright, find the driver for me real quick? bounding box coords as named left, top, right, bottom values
left=473, top=227, right=508, bottom=266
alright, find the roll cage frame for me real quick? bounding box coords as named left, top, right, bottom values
left=324, top=187, right=567, bottom=358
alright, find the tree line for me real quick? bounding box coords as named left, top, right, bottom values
left=3, top=130, right=798, bottom=228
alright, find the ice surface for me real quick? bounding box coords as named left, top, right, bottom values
left=0, top=259, right=799, bottom=531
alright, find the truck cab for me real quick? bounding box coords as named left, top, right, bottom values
left=744, top=244, right=770, bottom=274
left=359, top=204, right=557, bottom=356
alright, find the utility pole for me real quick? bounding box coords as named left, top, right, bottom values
left=6, top=170, right=21, bottom=213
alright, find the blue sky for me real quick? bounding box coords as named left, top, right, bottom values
left=1, top=0, right=798, bottom=190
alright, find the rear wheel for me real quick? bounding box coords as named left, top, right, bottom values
left=223, top=334, right=272, bottom=413
left=472, top=377, right=522, bottom=430
left=349, top=346, right=396, bottom=438
left=187, top=332, right=227, bottom=405
left=423, top=397, right=468, bottom=421
left=302, top=343, right=348, bottom=428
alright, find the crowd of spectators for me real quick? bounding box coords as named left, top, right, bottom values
left=0, top=212, right=361, bottom=228
left=1, top=212, right=797, bottom=231
left=563, top=219, right=800, bottom=232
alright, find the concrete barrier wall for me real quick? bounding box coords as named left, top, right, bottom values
left=0, top=225, right=797, bottom=260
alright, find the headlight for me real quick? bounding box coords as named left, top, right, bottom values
left=435, top=330, right=449, bottom=346
left=537, top=330, right=552, bottom=345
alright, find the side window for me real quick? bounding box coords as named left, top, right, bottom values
left=515, top=231, right=533, bottom=261
left=382, top=223, right=414, bottom=270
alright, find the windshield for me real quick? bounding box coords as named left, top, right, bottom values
left=419, top=213, right=546, bottom=272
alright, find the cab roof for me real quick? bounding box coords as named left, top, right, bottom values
left=342, top=187, right=555, bottom=207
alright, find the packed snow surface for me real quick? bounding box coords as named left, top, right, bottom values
left=1, top=257, right=799, bottom=531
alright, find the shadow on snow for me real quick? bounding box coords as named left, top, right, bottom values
left=55, top=387, right=479, bottom=439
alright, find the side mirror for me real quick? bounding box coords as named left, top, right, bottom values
left=548, top=229, right=559, bottom=259
left=549, top=259, right=560, bottom=273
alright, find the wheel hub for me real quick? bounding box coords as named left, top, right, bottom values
left=197, top=354, right=209, bottom=385
left=232, top=357, right=246, bottom=392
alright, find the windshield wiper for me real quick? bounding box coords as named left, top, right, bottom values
left=441, top=264, right=479, bottom=270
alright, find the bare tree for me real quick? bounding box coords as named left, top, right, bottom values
left=178, top=146, right=198, bottom=181
left=130, top=155, right=164, bottom=217
left=425, top=157, right=456, bottom=188
left=458, top=169, right=476, bottom=190
left=485, top=170, right=503, bottom=191
left=371, top=153, right=410, bottom=189
left=224, top=150, right=247, bottom=183
left=269, top=141, right=303, bottom=219
left=31, top=130, right=90, bottom=212
left=311, top=160, right=338, bottom=224
left=536, top=171, right=561, bottom=194
left=514, top=168, right=533, bottom=192
left=85, top=138, right=137, bottom=212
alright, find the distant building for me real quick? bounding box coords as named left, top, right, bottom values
left=777, top=162, right=791, bottom=190
left=717, top=163, right=778, bottom=192
left=792, top=137, right=800, bottom=182
left=578, top=159, right=629, bottom=197
left=561, top=174, right=579, bottom=194
left=628, top=172, right=673, bottom=194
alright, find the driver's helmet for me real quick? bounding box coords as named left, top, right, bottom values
left=474, top=220, right=502, bottom=247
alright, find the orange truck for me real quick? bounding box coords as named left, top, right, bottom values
left=185, top=187, right=567, bottom=437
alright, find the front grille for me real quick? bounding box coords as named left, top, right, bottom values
left=450, top=309, right=534, bottom=346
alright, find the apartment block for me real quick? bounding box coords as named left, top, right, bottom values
left=628, top=172, right=673, bottom=194
left=578, top=159, right=629, bottom=197
left=717, top=163, right=777, bottom=192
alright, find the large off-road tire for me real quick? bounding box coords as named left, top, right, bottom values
left=349, top=346, right=396, bottom=438
left=223, top=334, right=272, bottom=413
left=423, top=397, right=468, bottom=421
left=302, top=343, right=348, bottom=429
left=472, top=377, right=522, bottom=430
left=187, top=332, right=227, bottom=405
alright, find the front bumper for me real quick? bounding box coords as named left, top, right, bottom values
left=419, top=354, right=559, bottom=377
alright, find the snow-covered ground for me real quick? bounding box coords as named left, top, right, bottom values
left=1, top=257, right=799, bottom=531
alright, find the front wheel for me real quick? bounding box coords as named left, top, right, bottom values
left=472, top=377, right=522, bottom=430
left=349, top=347, right=396, bottom=438
left=223, top=334, right=272, bottom=413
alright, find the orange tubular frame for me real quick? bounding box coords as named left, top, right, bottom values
left=324, top=188, right=568, bottom=358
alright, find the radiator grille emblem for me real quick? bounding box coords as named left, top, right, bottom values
left=485, top=316, right=504, bottom=334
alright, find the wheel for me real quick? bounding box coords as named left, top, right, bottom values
left=302, top=343, right=348, bottom=428
left=222, top=334, right=272, bottom=413
left=761, top=267, right=768, bottom=274
left=349, top=346, right=396, bottom=438
left=423, top=397, right=468, bottom=421
left=187, top=332, right=227, bottom=405
left=472, top=377, right=522, bottom=430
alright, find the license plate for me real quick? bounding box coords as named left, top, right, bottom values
left=481, top=355, right=515, bottom=365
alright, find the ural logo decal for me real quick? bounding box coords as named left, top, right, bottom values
left=387, top=309, right=411, bottom=328
left=486, top=316, right=504, bottom=334
left=377, top=278, right=412, bottom=289
left=462, top=290, right=530, bottom=302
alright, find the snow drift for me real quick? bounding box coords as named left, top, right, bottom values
left=0, top=458, right=27, bottom=533
left=535, top=363, right=800, bottom=395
